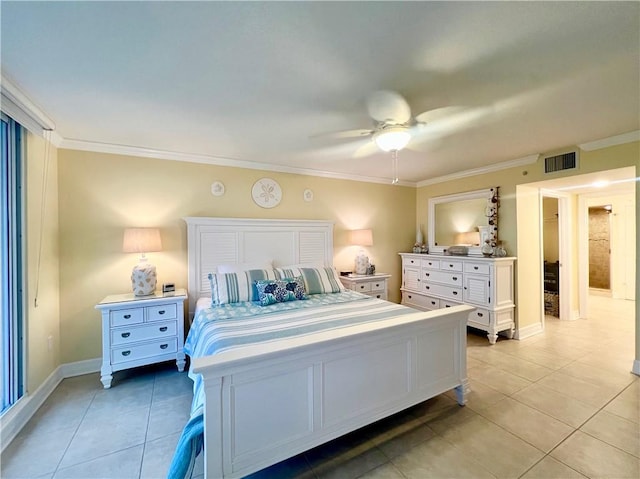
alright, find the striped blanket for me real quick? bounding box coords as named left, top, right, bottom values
left=169, top=291, right=418, bottom=478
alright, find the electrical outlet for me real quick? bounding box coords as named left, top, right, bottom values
left=47, top=335, right=53, bottom=351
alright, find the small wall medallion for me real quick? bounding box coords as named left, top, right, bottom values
left=211, top=181, right=225, bottom=197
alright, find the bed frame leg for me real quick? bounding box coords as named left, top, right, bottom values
left=454, top=378, right=469, bottom=406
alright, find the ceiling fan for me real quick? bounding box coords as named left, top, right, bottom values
left=315, top=90, right=455, bottom=184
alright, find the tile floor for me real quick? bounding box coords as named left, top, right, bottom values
left=1, top=295, right=638, bottom=479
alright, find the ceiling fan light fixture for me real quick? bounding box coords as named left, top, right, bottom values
left=373, top=127, right=411, bottom=152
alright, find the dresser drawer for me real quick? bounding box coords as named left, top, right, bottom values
left=440, top=260, right=463, bottom=272
left=148, top=304, right=177, bottom=321
left=423, top=283, right=462, bottom=301
left=110, top=308, right=144, bottom=327
left=465, top=262, right=490, bottom=275
left=441, top=299, right=461, bottom=309
left=422, top=258, right=440, bottom=270
left=111, top=338, right=178, bottom=365
left=111, top=320, right=177, bottom=346
left=424, top=270, right=462, bottom=286
left=403, top=257, right=421, bottom=268
left=402, top=291, right=440, bottom=310
left=370, top=280, right=385, bottom=292
left=468, top=308, right=490, bottom=327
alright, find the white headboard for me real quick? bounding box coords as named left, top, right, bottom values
left=183, top=217, right=335, bottom=315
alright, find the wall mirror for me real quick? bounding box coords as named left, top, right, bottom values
left=428, top=187, right=499, bottom=255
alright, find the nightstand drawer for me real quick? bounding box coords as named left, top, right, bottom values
left=110, top=308, right=144, bottom=327
left=148, top=304, right=177, bottom=321
left=111, top=338, right=178, bottom=365
left=355, top=282, right=372, bottom=293
left=111, top=321, right=177, bottom=346
left=370, top=280, right=385, bottom=292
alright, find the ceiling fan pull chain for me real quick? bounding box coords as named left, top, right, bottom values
left=391, top=149, right=399, bottom=185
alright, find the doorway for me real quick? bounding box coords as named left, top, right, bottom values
left=542, top=197, right=560, bottom=317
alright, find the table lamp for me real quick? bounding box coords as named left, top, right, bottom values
left=123, top=227, right=162, bottom=296
left=349, top=229, right=373, bottom=275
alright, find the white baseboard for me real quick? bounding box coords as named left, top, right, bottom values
left=513, top=322, right=544, bottom=340
left=0, top=357, right=101, bottom=453
left=633, top=359, right=640, bottom=377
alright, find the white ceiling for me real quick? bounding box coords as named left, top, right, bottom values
left=1, top=1, right=639, bottom=184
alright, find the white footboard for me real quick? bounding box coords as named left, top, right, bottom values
left=193, top=305, right=472, bottom=479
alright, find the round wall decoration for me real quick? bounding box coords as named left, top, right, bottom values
left=252, top=178, right=282, bottom=208
left=211, top=181, right=225, bottom=197
left=303, top=189, right=314, bottom=202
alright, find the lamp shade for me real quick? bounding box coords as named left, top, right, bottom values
left=349, top=229, right=373, bottom=246
left=455, top=231, right=481, bottom=246
left=373, top=127, right=411, bottom=152
left=123, top=228, right=162, bottom=254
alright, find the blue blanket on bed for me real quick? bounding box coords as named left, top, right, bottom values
left=166, top=414, right=204, bottom=479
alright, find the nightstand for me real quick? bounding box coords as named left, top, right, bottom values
left=339, top=273, right=391, bottom=300
left=95, top=289, right=187, bottom=388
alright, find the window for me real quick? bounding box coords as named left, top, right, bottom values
left=1, top=112, right=24, bottom=413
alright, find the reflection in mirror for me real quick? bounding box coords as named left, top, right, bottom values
left=428, top=188, right=499, bottom=255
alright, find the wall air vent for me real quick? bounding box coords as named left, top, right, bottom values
left=544, top=151, right=578, bottom=174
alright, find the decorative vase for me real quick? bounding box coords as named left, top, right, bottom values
left=481, top=241, right=494, bottom=257
left=416, top=226, right=424, bottom=246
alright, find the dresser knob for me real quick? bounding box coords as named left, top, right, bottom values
left=158, top=310, right=165, bottom=315
left=453, top=291, right=458, bottom=295
left=477, top=312, right=484, bottom=317
left=159, top=326, right=168, bottom=332
left=160, top=344, right=169, bottom=350
left=121, top=350, right=131, bottom=356
left=121, top=332, right=130, bottom=338
left=431, top=301, right=436, bottom=305
left=474, top=266, right=479, bottom=270
left=123, top=314, right=131, bottom=319
left=452, top=277, right=458, bottom=281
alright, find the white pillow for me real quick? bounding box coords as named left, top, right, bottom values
left=217, top=261, right=273, bottom=273
left=274, top=266, right=344, bottom=295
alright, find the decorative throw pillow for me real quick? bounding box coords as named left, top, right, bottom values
left=208, top=269, right=276, bottom=305
left=255, top=277, right=307, bottom=306
left=275, top=266, right=345, bottom=295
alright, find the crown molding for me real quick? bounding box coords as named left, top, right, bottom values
left=0, top=75, right=63, bottom=146
left=416, top=154, right=540, bottom=187
left=578, top=130, right=640, bottom=151
left=59, top=138, right=417, bottom=187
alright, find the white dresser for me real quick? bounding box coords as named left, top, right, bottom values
left=95, top=289, right=187, bottom=388
left=339, top=273, right=390, bottom=300
left=399, top=253, right=515, bottom=344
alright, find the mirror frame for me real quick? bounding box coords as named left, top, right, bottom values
left=428, top=187, right=499, bottom=255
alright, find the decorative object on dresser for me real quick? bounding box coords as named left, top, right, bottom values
left=95, top=289, right=187, bottom=388
left=400, top=253, right=516, bottom=344
left=349, top=228, right=373, bottom=275
left=122, top=227, right=162, bottom=296
left=339, top=273, right=391, bottom=300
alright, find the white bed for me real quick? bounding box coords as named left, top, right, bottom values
left=182, top=217, right=472, bottom=479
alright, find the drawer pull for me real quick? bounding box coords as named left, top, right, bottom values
left=477, top=312, right=484, bottom=317
left=158, top=310, right=166, bottom=315
left=375, top=283, right=380, bottom=287
left=452, top=291, right=458, bottom=296
left=408, top=295, right=412, bottom=299
left=160, top=344, right=169, bottom=350
left=449, top=264, right=454, bottom=268
left=121, top=350, right=131, bottom=356
left=376, top=294, right=381, bottom=298
left=360, top=285, right=365, bottom=289
left=445, top=304, right=451, bottom=308
left=121, top=332, right=131, bottom=338
left=425, top=285, right=430, bottom=290
left=124, top=314, right=131, bottom=319
left=159, top=326, right=168, bottom=332
left=425, top=273, right=430, bottom=277
left=431, top=301, right=436, bottom=305
left=474, top=266, right=479, bottom=270
left=428, top=262, right=433, bottom=266
left=452, top=276, right=458, bottom=281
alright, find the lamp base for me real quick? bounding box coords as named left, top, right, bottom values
left=354, top=252, right=369, bottom=275
left=131, top=262, right=157, bottom=296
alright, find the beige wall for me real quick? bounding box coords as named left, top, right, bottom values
left=57, top=150, right=416, bottom=363
left=25, top=133, right=60, bottom=392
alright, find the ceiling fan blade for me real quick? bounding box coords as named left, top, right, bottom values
left=310, top=128, right=373, bottom=140
left=353, top=140, right=379, bottom=159
left=366, top=90, right=411, bottom=124
left=414, top=106, right=467, bottom=124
